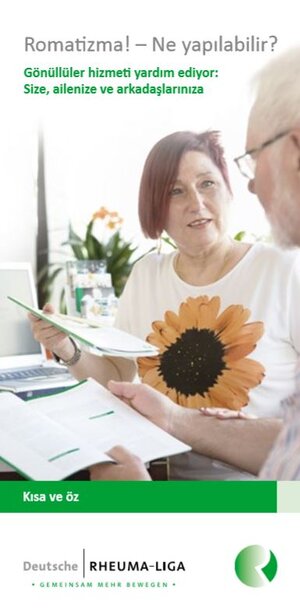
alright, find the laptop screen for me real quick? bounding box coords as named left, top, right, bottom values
left=0, top=264, right=42, bottom=363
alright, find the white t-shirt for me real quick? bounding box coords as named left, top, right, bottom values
left=115, top=243, right=300, bottom=480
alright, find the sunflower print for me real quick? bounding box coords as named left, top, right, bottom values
left=137, top=296, right=265, bottom=410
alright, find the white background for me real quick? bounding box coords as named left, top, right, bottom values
left=0, top=512, right=298, bottom=611
left=1, top=0, right=300, bottom=275
left=1, top=4, right=299, bottom=608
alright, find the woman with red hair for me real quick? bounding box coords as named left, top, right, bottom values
left=30, top=130, right=300, bottom=480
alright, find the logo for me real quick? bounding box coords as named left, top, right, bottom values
left=235, top=545, right=277, bottom=587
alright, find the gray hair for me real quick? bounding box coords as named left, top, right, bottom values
left=250, top=47, right=300, bottom=137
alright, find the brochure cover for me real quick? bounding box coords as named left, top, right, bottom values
left=8, top=296, right=159, bottom=357
left=1, top=0, right=300, bottom=610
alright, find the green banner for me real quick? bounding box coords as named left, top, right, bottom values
left=0, top=481, right=276, bottom=513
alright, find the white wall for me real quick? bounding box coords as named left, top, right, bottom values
left=0, top=115, right=37, bottom=267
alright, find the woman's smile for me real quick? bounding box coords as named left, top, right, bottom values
left=187, top=218, right=212, bottom=228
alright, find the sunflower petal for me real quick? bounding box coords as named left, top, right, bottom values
left=193, top=393, right=212, bottom=408
left=186, top=295, right=209, bottom=306
left=185, top=395, right=201, bottom=408
left=178, top=393, right=189, bottom=407
left=178, top=302, right=198, bottom=331
left=151, top=320, right=166, bottom=333
left=207, top=380, right=243, bottom=409
left=224, top=329, right=264, bottom=351
left=165, top=388, right=178, bottom=402
left=185, top=295, right=209, bottom=317
left=165, top=310, right=181, bottom=331
left=138, top=356, right=160, bottom=369
left=198, top=296, right=221, bottom=328
left=216, top=305, right=250, bottom=334
left=160, top=326, right=180, bottom=344
left=224, top=343, right=259, bottom=361
left=146, top=333, right=168, bottom=352
left=137, top=356, right=161, bottom=378
left=227, top=358, right=265, bottom=381
left=151, top=379, right=170, bottom=395
left=220, top=321, right=264, bottom=346
left=219, top=367, right=262, bottom=391
left=142, top=367, right=162, bottom=386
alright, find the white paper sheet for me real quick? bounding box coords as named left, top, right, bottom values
left=0, top=379, right=190, bottom=480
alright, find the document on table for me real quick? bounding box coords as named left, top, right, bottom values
left=0, top=378, right=190, bottom=480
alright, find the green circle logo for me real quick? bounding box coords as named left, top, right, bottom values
left=235, top=545, right=277, bottom=587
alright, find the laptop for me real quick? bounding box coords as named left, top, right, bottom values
left=0, top=263, right=77, bottom=399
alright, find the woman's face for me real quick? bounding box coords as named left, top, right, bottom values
left=164, top=150, right=231, bottom=255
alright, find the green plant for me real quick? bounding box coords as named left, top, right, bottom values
left=39, top=206, right=139, bottom=307
left=65, top=207, right=138, bottom=297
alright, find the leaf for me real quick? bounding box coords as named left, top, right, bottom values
left=59, top=287, right=67, bottom=314
left=71, top=244, right=86, bottom=259
left=37, top=262, right=58, bottom=283
left=64, top=224, right=86, bottom=259
left=108, top=235, right=137, bottom=263
left=84, top=234, right=105, bottom=259
left=85, top=219, right=95, bottom=241
left=161, top=235, right=176, bottom=249
left=109, top=254, right=135, bottom=273
left=106, top=231, right=121, bottom=254
left=109, top=244, right=137, bottom=268
left=45, top=267, right=64, bottom=285
left=133, top=246, right=156, bottom=264
left=68, top=224, right=84, bottom=243
left=234, top=231, right=246, bottom=242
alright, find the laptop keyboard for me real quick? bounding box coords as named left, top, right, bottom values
left=0, top=367, right=68, bottom=381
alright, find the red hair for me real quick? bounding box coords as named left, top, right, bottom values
left=139, top=131, right=232, bottom=239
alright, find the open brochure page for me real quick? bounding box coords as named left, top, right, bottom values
left=0, top=379, right=190, bottom=479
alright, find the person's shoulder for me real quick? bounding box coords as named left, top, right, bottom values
left=130, top=251, right=176, bottom=275
left=251, top=242, right=300, bottom=270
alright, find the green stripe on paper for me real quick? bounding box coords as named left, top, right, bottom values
left=89, top=410, right=114, bottom=420
left=0, top=481, right=276, bottom=513
left=48, top=448, right=80, bottom=462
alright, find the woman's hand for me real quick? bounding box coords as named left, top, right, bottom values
left=28, top=303, right=75, bottom=361
left=89, top=446, right=151, bottom=481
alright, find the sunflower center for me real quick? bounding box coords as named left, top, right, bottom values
left=158, top=328, right=226, bottom=396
